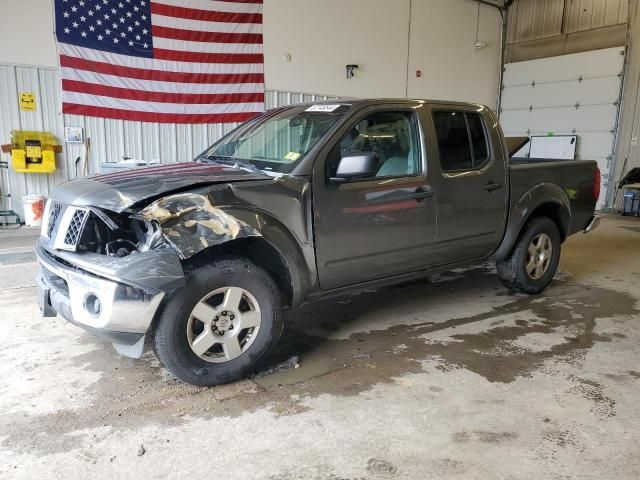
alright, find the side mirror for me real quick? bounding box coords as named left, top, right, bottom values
left=329, top=152, right=379, bottom=183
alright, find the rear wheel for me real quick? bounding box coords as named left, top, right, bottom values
left=496, top=216, right=561, bottom=294
left=152, top=256, right=282, bottom=386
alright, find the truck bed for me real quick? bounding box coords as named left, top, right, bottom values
left=509, top=159, right=598, bottom=235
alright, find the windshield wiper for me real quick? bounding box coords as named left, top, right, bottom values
left=203, top=155, right=263, bottom=174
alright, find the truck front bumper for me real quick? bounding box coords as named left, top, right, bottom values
left=35, top=241, right=172, bottom=358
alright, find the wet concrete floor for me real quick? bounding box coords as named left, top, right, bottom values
left=0, top=216, right=639, bottom=479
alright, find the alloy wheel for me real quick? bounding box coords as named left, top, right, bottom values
left=186, top=286, right=261, bottom=363
left=525, top=233, right=553, bottom=280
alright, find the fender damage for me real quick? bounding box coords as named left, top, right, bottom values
left=135, top=192, right=262, bottom=260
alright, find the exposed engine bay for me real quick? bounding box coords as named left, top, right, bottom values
left=79, top=208, right=164, bottom=258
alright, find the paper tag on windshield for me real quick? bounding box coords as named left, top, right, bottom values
left=305, top=104, right=342, bottom=113
left=284, top=151, right=301, bottom=161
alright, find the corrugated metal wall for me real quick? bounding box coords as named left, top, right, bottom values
left=505, top=0, right=628, bottom=63
left=0, top=62, right=336, bottom=219
left=507, top=0, right=565, bottom=43
left=507, top=0, right=628, bottom=43
left=563, top=0, right=628, bottom=33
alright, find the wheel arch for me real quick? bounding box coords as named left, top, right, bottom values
left=136, top=192, right=316, bottom=308
left=495, top=183, right=570, bottom=261
left=184, top=236, right=302, bottom=309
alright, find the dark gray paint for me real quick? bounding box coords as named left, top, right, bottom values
left=45, top=99, right=598, bottom=309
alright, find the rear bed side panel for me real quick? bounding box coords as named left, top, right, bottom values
left=495, top=160, right=597, bottom=261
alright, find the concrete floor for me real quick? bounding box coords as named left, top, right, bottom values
left=1, top=215, right=639, bottom=479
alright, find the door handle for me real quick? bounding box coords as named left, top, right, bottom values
left=483, top=181, right=503, bottom=192
left=409, top=188, right=434, bottom=201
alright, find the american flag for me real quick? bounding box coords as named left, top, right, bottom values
left=54, top=0, right=264, bottom=123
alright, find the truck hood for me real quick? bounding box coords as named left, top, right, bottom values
left=49, top=162, right=273, bottom=213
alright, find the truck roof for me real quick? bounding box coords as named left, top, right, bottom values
left=288, top=98, right=490, bottom=111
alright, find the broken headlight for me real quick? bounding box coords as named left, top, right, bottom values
left=104, top=219, right=163, bottom=257
left=131, top=218, right=164, bottom=252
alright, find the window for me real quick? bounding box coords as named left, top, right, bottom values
left=327, top=111, right=421, bottom=180
left=202, top=104, right=350, bottom=174
left=467, top=113, right=489, bottom=165
left=433, top=111, right=490, bottom=172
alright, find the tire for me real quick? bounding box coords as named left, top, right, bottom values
left=152, top=256, right=283, bottom=386
left=496, top=216, right=561, bottom=295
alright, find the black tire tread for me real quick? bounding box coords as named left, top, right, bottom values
left=496, top=216, right=561, bottom=295
left=151, top=255, right=282, bottom=386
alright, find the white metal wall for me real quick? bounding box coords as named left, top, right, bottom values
left=0, top=63, right=335, bottom=219
left=500, top=47, right=626, bottom=208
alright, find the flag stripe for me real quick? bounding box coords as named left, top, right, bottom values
left=153, top=37, right=263, bottom=54
left=60, top=56, right=264, bottom=84
left=62, top=80, right=265, bottom=105
left=152, top=25, right=263, bottom=43
left=153, top=48, right=263, bottom=64
left=58, top=44, right=264, bottom=74
left=152, top=0, right=263, bottom=14
left=151, top=2, right=262, bottom=24
left=62, top=91, right=263, bottom=114
left=62, top=103, right=259, bottom=124
left=61, top=66, right=263, bottom=94
left=151, top=13, right=262, bottom=34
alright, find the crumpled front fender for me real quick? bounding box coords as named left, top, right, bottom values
left=135, top=192, right=261, bottom=259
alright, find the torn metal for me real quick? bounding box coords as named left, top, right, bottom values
left=135, top=192, right=261, bottom=259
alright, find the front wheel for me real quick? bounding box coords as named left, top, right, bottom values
left=496, top=216, right=562, bottom=294
left=152, top=256, right=283, bottom=386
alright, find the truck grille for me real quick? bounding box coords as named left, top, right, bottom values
left=63, top=209, right=88, bottom=246
left=42, top=200, right=90, bottom=252
left=46, top=200, right=62, bottom=238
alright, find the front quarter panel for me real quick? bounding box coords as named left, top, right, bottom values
left=135, top=177, right=317, bottom=305
left=135, top=192, right=262, bottom=260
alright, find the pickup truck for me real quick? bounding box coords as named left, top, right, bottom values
left=36, top=99, right=600, bottom=386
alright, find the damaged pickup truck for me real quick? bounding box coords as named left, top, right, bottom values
left=36, top=99, right=600, bottom=385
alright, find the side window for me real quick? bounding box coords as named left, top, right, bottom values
left=327, top=111, right=421, bottom=180
left=466, top=113, right=489, bottom=166
left=433, top=111, right=490, bottom=172
left=433, top=111, right=473, bottom=171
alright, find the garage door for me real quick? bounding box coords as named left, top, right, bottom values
left=500, top=47, right=625, bottom=208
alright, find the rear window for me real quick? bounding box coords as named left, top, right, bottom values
left=433, top=111, right=490, bottom=172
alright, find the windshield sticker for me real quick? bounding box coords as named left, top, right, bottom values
left=284, top=151, right=302, bottom=161
left=305, top=104, right=343, bottom=113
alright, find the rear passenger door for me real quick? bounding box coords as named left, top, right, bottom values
left=427, top=105, right=508, bottom=263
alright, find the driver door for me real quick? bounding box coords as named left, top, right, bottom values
left=312, top=104, right=438, bottom=290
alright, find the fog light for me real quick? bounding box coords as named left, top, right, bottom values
left=84, top=294, right=102, bottom=317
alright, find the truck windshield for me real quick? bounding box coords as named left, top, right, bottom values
left=199, top=104, right=351, bottom=173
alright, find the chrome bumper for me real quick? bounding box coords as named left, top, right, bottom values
left=36, top=244, right=166, bottom=358
left=583, top=215, right=600, bottom=234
